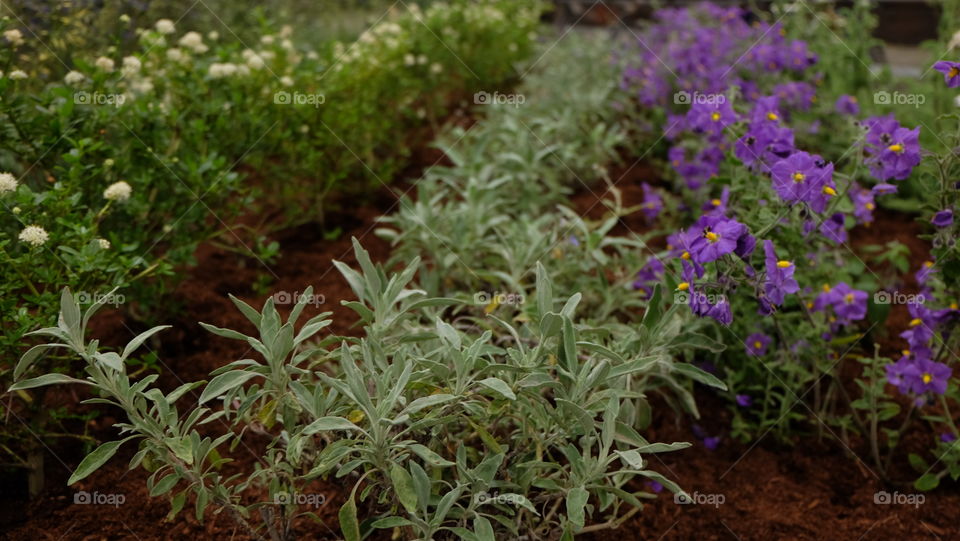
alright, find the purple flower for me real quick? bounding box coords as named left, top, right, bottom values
left=702, top=186, right=730, bottom=216
left=687, top=215, right=752, bottom=263
left=645, top=480, right=664, bottom=493
left=687, top=99, right=737, bottom=136
left=819, top=213, right=848, bottom=244
left=903, top=358, right=951, bottom=395
left=850, top=185, right=875, bottom=225
left=814, top=282, right=867, bottom=322
left=834, top=94, right=860, bottom=115
left=632, top=258, right=665, bottom=297
left=871, top=183, right=898, bottom=196
left=641, top=183, right=664, bottom=222
left=735, top=122, right=795, bottom=172
left=703, top=436, right=721, bottom=450
left=864, top=119, right=922, bottom=181
left=932, top=209, right=953, bottom=227
left=735, top=394, right=752, bottom=407
left=568, top=235, right=580, bottom=247
left=746, top=332, right=771, bottom=356
left=770, top=151, right=836, bottom=212
left=933, top=61, right=960, bottom=88
left=760, top=240, right=799, bottom=311
left=917, top=260, right=936, bottom=285
left=941, top=432, right=957, bottom=443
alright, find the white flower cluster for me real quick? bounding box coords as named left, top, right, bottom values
left=155, top=19, right=176, bottom=35
left=103, top=181, right=132, bottom=201
left=96, top=56, right=115, bottom=72
left=64, top=70, right=86, bottom=85
left=4, top=29, right=24, bottom=47
left=0, top=172, right=17, bottom=194
left=18, top=225, right=48, bottom=246
left=178, top=31, right=208, bottom=54
left=8, top=69, right=27, bottom=80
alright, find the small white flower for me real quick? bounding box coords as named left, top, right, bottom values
left=130, top=78, right=153, bottom=94
left=122, top=56, right=142, bottom=76
left=245, top=53, right=265, bottom=70
left=261, top=35, right=275, bottom=45
left=417, top=54, right=427, bottom=65
left=178, top=32, right=207, bottom=54
left=404, top=53, right=415, bottom=66
left=18, top=225, right=48, bottom=246
left=8, top=69, right=27, bottom=80
left=12, top=206, right=20, bottom=214
left=299, top=124, right=309, bottom=134
left=103, top=181, right=132, bottom=201
left=155, top=19, right=176, bottom=34
left=4, top=29, right=24, bottom=47
left=119, top=14, right=131, bottom=23
left=95, top=56, right=115, bottom=72
left=280, top=75, right=294, bottom=87
left=103, top=158, right=114, bottom=168
left=97, top=238, right=111, bottom=250
left=64, top=70, right=85, bottom=85
left=209, top=62, right=238, bottom=78
left=430, top=63, right=442, bottom=74
left=207, top=31, right=219, bottom=41
left=0, top=172, right=17, bottom=193
left=950, top=30, right=960, bottom=51
left=279, top=25, right=293, bottom=38
left=166, top=48, right=184, bottom=62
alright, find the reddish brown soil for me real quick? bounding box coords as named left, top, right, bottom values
left=3, top=151, right=958, bottom=540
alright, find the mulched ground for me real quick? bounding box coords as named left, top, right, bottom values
left=3, top=151, right=958, bottom=540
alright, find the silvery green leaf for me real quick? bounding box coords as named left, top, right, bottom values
left=477, top=377, right=515, bottom=400
left=402, top=393, right=456, bottom=416
left=122, top=326, right=171, bottom=360
left=302, top=416, right=364, bottom=435
left=566, top=486, right=589, bottom=530
left=389, top=463, right=418, bottom=514
left=9, top=373, right=92, bottom=391
left=198, top=370, right=260, bottom=404
left=68, top=436, right=134, bottom=484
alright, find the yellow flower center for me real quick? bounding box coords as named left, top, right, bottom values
left=924, top=261, right=934, bottom=268
left=681, top=251, right=691, bottom=260
left=909, top=318, right=922, bottom=327
left=711, top=112, right=721, bottom=122
left=820, top=186, right=836, bottom=197
left=776, top=260, right=792, bottom=268
left=951, top=302, right=959, bottom=310
left=922, top=373, right=932, bottom=384
left=865, top=202, right=875, bottom=210
left=844, top=292, right=855, bottom=303
left=767, top=112, right=778, bottom=121
left=705, top=231, right=720, bottom=242
left=711, top=198, right=722, bottom=207
left=677, top=282, right=690, bottom=291
left=950, top=67, right=960, bottom=78
left=822, top=284, right=831, bottom=292
left=888, top=143, right=904, bottom=153
left=806, top=301, right=814, bottom=309
left=793, top=172, right=805, bottom=183
left=902, top=349, right=911, bottom=357
left=753, top=340, right=762, bottom=349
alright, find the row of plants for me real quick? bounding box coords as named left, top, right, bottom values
left=1, top=1, right=543, bottom=496
left=619, top=1, right=960, bottom=487
left=11, top=33, right=728, bottom=539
